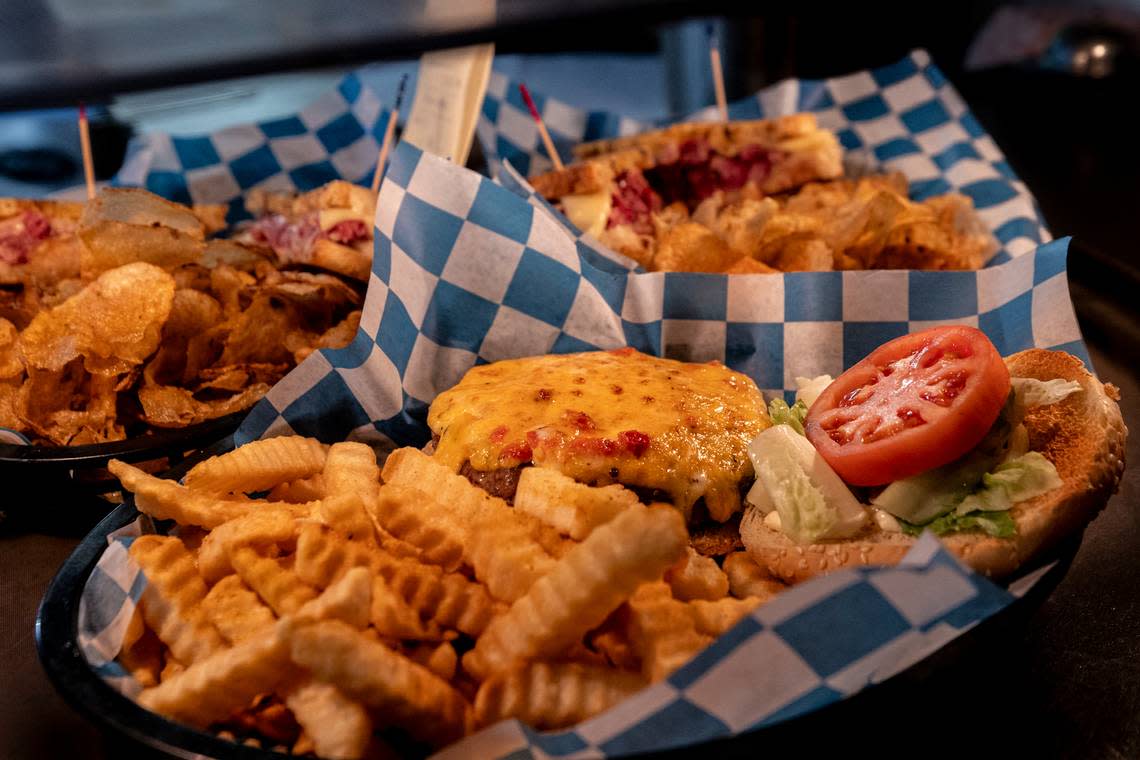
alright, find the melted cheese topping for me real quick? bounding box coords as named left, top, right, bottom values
left=428, top=349, right=771, bottom=521
left=560, top=191, right=612, bottom=237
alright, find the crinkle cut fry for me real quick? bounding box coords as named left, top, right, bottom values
left=463, top=504, right=687, bottom=680
left=119, top=625, right=164, bottom=689
left=474, top=661, right=647, bottom=730
left=128, top=535, right=225, bottom=664
left=514, top=467, right=637, bottom=539
left=382, top=447, right=561, bottom=601
left=370, top=575, right=443, bottom=640
left=627, top=582, right=711, bottom=683
left=325, top=447, right=426, bottom=559
left=111, top=460, right=254, bottom=529
left=722, top=551, right=787, bottom=601
left=293, top=566, right=373, bottom=630
left=689, top=596, right=762, bottom=637
left=138, top=623, right=295, bottom=727
left=294, top=522, right=374, bottom=588
left=200, top=575, right=276, bottom=644
left=229, top=545, right=319, bottom=616
left=196, top=508, right=298, bottom=584
left=283, top=680, right=372, bottom=760
left=665, top=546, right=730, bottom=601
left=294, top=523, right=501, bottom=636
left=289, top=620, right=471, bottom=747
left=320, top=493, right=376, bottom=546
left=268, top=473, right=325, bottom=503
left=370, top=484, right=464, bottom=571
left=183, top=435, right=328, bottom=495
left=138, top=566, right=375, bottom=728
left=322, top=442, right=381, bottom=544
left=407, top=641, right=458, bottom=682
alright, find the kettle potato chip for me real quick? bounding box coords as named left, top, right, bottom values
left=2, top=186, right=364, bottom=447
left=19, top=262, right=175, bottom=373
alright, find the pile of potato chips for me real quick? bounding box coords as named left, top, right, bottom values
left=0, top=189, right=362, bottom=446
left=109, top=437, right=787, bottom=757
left=623, top=172, right=999, bottom=273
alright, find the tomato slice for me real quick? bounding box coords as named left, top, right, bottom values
left=804, top=325, right=1011, bottom=486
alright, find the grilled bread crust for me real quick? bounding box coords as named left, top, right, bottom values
left=573, top=114, right=824, bottom=161
left=529, top=115, right=842, bottom=201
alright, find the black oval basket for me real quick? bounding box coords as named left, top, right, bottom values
left=1, top=413, right=244, bottom=532
left=34, top=441, right=1079, bottom=759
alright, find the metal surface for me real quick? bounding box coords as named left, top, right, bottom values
left=1, top=0, right=714, bottom=109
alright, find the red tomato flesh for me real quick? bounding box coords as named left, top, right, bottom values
left=805, top=325, right=1011, bottom=486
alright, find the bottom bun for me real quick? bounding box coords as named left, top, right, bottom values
left=741, top=349, right=1128, bottom=582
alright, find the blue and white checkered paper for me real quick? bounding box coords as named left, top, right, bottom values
left=79, top=138, right=1085, bottom=758
left=234, top=142, right=1085, bottom=446
left=113, top=71, right=392, bottom=223
left=478, top=49, right=1048, bottom=266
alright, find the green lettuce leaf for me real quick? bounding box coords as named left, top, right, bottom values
left=955, top=451, right=1062, bottom=515
left=1011, top=377, right=1082, bottom=418
left=899, top=510, right=1016, bottom=538
left=794, top=375, right=833, bottom=409
left=756, top=449, right=838, bottom=544
left=768, top=398, right=808, bottom=436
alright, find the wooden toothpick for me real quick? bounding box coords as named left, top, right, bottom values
left=519, top=83, right=564, bottom=171
left=371, top=74, right=409, bottom=194
left=708, top=25, right=729, bottom=122
left=77, top=103, right=96, bottom=200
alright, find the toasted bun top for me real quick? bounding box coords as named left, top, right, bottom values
left=741, top=349, right=1127, bottom=581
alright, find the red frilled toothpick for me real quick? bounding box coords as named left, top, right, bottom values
left=519, top=83, right=564, bottom=171
left=371, top=74, right=409, bottom=194
left=708, top=25, right=728, bottom=122
left=77, top=103, right=96, bottom=200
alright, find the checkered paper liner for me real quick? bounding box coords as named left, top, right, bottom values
left=112, top=70, right=392, bottom=223
left=77, top=137, right=1086, bottom=756
left=79, top=526, right=1028, bottom=758
left=477, top=49, right=1048, bottom=267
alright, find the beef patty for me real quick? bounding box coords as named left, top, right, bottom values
left=456, top=459, right=741, bottom=556
left=459, top=461, right=524, bottom=502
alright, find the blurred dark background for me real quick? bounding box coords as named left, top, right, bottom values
left=3, top=1, right=1137, bottom=306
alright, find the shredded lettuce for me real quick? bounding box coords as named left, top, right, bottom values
left=794, top=375, right=833, bottom=409
left=955, top=451, right=1062, bottom=515
left=747, top=425, right=867, bottom=543
left=756, top=452, right=838, bottom=544
left=894, top=453, right=1060, bottom=537
left=899, top=510, right=1016, bottom=538
left=768, top=398, right=808, bottom=435
left=1012, top=377, right=1082, bottom=417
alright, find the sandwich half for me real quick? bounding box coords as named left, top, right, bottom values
left=236, top=180, right=375, bottom=281
left=528, top=115, right=842, bottom=267
left=0, top=198, right=85, bottom=286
